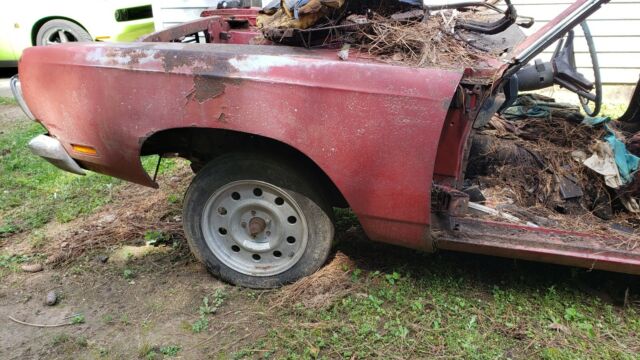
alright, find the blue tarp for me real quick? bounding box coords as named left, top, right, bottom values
left=582, top=116, right=640, bottom=184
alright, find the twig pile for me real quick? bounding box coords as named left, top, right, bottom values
left=271, top=252, right=357, bottom=309
left=354, top=16, right=486, bottom=67
left=44, top=168, right=191, bottom=266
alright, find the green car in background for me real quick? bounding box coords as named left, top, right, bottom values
left=0, top=0, right=155, bottom=67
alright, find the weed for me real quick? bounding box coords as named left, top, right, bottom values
left=200, top=288, right=226, bottom=315
left=52, top=333, right=70, bottom=346
left=71, top=314, right=85, bottom=324
left=160, top=345, right=181, bottom=357
left=385, top=271, right=401, bottom=285
left=141, top=319, right=154, bottom=332
left=191, top=317, right=209, bottom=333
left=0, top=253, right=30, bottom=268
left=138, top=342, right=154, bottom=359
left=192, top=289, right=226, bottom=333
left=98, top=347, right=109, bottom=356
left=144, top=230, right=171, bottom=246
left=123, top=269, right=135, bottom=280
left=75, top=336, right=88, bottom=348
left=167, top=193, right=181, bottom=204
left=29, top=230, right=46, bottom=249
left=0, top=97, right=17, bottom=105
left=102, top=314, right=114, bottom=324
left=68, top=264, right=85, bottom=275
left=351, top=267, right=362, bottom=281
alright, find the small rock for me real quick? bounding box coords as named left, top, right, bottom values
left=21, top=264, right=43, bottom=273
left=96, top=255, right=109, bottom=264
left=337, top=44, right=350, bottom=61
left=45, top=291, right=58, bottom=306
left=392, top=52, right=404, bottom=61
left=45, top=252, right=69, bottom=265
left=99, top=214, right=116, bottom=224
left=548, top=323, right=570, bottom=334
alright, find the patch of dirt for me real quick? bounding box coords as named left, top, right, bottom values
left=0, top=105, right=26, bottom=132
left=0, top=251, right=267, bottom=359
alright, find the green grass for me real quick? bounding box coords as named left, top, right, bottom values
left=0, top=121, right=174, bottom=237
left=599, top=103, right=628, bottom=119
left=234, top=235, right=640, bottom=359
left=0, top=96, right=17, bottom=106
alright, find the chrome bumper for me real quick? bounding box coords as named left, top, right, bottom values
left=9, top=75, right=36, bottom=121
left=28, top=135, right=85, bottom=175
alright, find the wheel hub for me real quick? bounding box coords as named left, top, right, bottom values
left=248, top=217, right=266, bottom=237
left=201, top=180, right=308, bottom=277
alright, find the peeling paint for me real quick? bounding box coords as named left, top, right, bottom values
left=228, top=55, right=299, bottom=73
left=86, top=47, right=158, bottom=67
left=186, top=75, right=227, bottom=103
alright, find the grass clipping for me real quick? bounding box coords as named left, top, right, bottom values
left=354, top=15, right=487, bottom=68
left=272, top=252, right=356, bottom=309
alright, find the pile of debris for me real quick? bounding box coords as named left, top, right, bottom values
left=256, top=0, right=505, bottom=67
left=466, top=94, right=640, bottom=237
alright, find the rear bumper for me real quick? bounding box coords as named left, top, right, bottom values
left=28, top=135, right=85, bottom=176
left=9, top=75, right=35, bottom=121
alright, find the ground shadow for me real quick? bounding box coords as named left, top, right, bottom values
left=333, top=211, right=640, bottom=306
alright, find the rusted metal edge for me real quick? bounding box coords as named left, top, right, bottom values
left=434, top=216, right=640, bottom=275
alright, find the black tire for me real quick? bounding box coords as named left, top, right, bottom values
left=183, top=153, right=335, bottom=288
left=36, top=19, right=93, bottom=46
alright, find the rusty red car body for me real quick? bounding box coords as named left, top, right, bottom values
left=17, top=0, right=640, bottom=276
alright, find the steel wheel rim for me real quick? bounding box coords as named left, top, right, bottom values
left=44, top=29, right=78, bottom=45
left=201, top=180, right=308, bottom=277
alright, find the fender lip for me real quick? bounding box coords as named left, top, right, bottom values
left=9, top=75, right=36, bottom=121
left=28, top=134, right=85, bottom=176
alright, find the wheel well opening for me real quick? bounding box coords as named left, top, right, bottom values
left=31, top=16, right=91, bottom=45
left=140, top=127, right=349, bottom=208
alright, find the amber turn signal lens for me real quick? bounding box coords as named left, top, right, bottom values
left=71, top=144, right=97, bottom=155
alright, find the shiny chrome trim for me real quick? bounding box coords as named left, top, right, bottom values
left=28, top=135, right=85, bottom=175
left=9, top=75, right=36, bottom=121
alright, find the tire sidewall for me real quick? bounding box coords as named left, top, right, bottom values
left=183, top=153, right=334, bottom=288
left=36, top=20, right=93, bottom=46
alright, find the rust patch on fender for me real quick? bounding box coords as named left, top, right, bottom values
left=186, top=73, right=243, bottom=104
left=187, top=75, right=226, bottom=103
left=186, top=76, right=227, bottom=103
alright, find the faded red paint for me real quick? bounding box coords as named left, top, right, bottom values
left=19, top=42, right=463, bottom=251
